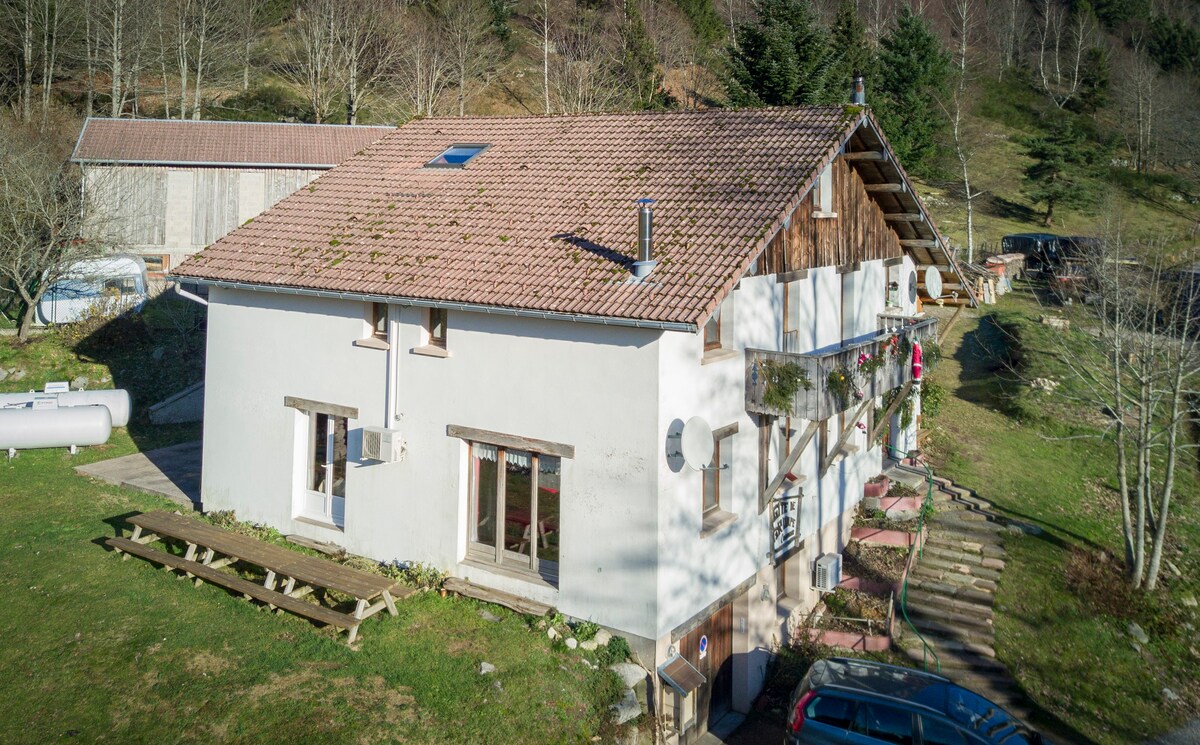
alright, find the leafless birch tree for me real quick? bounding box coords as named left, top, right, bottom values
left=943, top=0, right=983, bottom=262
left=337, top=0, right=405, bottom=125
left=391, top=8, right=453, bottom=118
left=0, top=120, right=108, bottom=341
left=442, top=0, right=502, bottom=117
left=283, top=0, right=343, bottom=123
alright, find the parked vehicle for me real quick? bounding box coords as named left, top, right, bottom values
left=36, top=255, right=149, bottom=326
left=786, top=657, right=1046, bottom=745
left=1000, top=234, right=1061, bottom=271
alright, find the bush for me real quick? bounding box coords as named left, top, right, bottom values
left=574, top=620, right=600, bottom=641
left=594, top=635, right=631, bottom=666
left=212, top=84, right=308, bottom=123
left=920, top=380, right=946, bottom=418
left=387, top=561, right=447, bottom=590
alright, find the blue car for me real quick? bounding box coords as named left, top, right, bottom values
left=786, top=658, right=1047, bottom=745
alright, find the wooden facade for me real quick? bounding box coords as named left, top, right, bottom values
left=757, top=157, right=904, bottom=275
left=678, top=603, right=734, bottom=743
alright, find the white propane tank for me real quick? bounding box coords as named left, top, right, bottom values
left=0, top=389, right=131, bottom=427
left=0, top=405, right=112, bottom=450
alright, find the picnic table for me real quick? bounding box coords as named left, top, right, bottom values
left=107, top=510, right=411, bottom=644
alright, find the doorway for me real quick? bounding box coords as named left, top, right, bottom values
left=680, top=603, right=734, bottom=742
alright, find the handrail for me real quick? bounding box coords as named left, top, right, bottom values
left=888, top=444, right=941, bottom=675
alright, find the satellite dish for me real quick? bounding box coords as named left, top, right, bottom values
left=923, top=266, right=943, bottom=299
left=680, top=416, right=715, bottom=470
left=907, top=270, right=918, bottom=304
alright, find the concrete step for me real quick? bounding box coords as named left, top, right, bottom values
left=904, top=588, right=995, bottom=621
left=922, top=543, right=1007, bottom=570
left=907, top=613, right=995, bottom=646
left=926, top=534, right=1006, bottom=558
left=902, top=600, right=994, bottom=632
left=900, top=626, right=996, bottom=658
left=931, top=514, right=1007, bottom=533
left=912, top=564, right=999, bottom=592
left=895, top=634, right=1007, bottom=671
left=917, top=554, right=1003, bottom=582
left=906, top=575, right=995, bottom=606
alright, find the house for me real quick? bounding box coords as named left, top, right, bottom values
left=70, top=118, right=394, bottom=280
left=172, top=103, right=967, bottom=743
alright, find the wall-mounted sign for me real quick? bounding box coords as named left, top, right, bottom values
left=698, top=635, right=708, bottom=660
left=772, top=496, right=799, bottom=560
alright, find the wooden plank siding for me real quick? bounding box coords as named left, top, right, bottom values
left=757, top=157, right=903, bottom=275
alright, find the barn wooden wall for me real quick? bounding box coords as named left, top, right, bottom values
left=758, top=157, right=903, bottom=275
left=84, top=165, right=319, bottom=249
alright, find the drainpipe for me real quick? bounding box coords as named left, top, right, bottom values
left=385, top=305, right=398, bottom=429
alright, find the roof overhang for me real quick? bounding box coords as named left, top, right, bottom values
left=658, top=654, right=705, bottom=697
left=72, top=158, right=339, bottom=169
left=168, top=275, right=699, bottom=333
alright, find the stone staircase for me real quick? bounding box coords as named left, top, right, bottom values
left=892, top=469, right=1034, bottom=722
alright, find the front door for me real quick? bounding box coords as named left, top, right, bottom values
left=680, top=603, right=734, bottom=742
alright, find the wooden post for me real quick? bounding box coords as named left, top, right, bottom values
left=820, top=399, right=873, bottom=476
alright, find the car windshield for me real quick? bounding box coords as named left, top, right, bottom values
left=942, top=686, right=1031, bottom=743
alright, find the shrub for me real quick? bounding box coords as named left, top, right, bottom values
left=574, top=620, right=600, bottom=641
left=595, top=635, right=631, bottom=666
left=388, top=561, right=447, bottom=590
left=920, top=380, right=946, bottom=418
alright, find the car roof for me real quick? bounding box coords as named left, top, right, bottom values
left=808, top=658, right=951, bottom=712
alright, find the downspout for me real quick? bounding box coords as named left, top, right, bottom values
left=385, top=305, right=398, bottom=428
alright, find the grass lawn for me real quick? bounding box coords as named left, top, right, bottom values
left=0, top=327, right=622, bottom=744
left=924, top=288, right=1200, bottom=744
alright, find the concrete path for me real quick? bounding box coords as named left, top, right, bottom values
left=76, top=440, right=202, bottom=510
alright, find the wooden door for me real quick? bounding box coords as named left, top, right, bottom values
left=680, top=603, right=734, bottom=742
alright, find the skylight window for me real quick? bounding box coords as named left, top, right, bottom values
left=426, top=144, right=489, bottom=168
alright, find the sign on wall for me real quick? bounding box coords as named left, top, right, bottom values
left=772, top=495, right=799, bottom=560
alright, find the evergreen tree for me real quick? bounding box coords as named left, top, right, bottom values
left=674, top=0, right=727, bottom=47
left=1019, top=119, right=1101, bottom=226
left=488, top=0, right=516, bottom=56
left=1073, top=47, right=1110, bottom=116
left=621, top=0, right=666, bottom=109
left=874, top=8, right=951, bottom=178
left=725, top=0, right=833, bottom=106
left=823, top=0, right=875, bottom=103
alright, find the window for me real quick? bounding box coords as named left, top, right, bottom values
left=919, top=716, right=969, bottom=745
left=370, top=303, right=388, bottom=340
left=806, top=695, right=856, bottom=728
left=702, top=424, right=736, bottom=525
left=851, top=702, right=914, bottom=745
left=143, top=254, right=169, bottom=276
left=812, top=164, right=835, bottom=217
left=426, top=144, right=489, bottom=168
left=304, top=411, right=349, bottom=527
left=468, top=442, right=561, bottom=582
left=427, top=308, right=447, bottom=348
left=704, top=307, right=722, bottom=351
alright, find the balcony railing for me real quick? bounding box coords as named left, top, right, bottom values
left=745, top=316, right=938, bottom=421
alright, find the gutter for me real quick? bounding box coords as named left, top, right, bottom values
left=71, top=158, right=339, bottom=169
left=167, top=275, right=698, bottom=333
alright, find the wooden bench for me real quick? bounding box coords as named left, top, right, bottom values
left=107, top=537, right=359, bottom=633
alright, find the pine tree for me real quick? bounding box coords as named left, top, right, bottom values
left=725, top=0, right=832, bottom=106
left=621, top=0, right=664, bottom=109
left=823, top=0, right=875, bottom=104
left=1020, top=119, right=1100, bottom=226
left=1074, top=47, right=1110, bottom=116
left=874, top=8, right=951, bottom=178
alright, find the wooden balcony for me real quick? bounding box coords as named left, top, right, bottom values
left=745, top=316, right=938, bottom=421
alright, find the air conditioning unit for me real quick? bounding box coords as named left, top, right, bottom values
left=362, top=427, right=404, bottom=463
left=814, top=553, right=842, bottom=593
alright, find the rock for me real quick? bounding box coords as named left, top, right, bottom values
left=70, top=376, right=89, bottom=390
left=1029, top=377, right=1059, bottom=393
left=580, top=639, right=599, bottom=651
left=1182, top=595, right=1197, bottom=608
left=1163, top=688, right=1181, bottom=703
left=0, top=369, right=8, bottom=382
left=1166, top=560, right=1183, bottom=577
left=1040, top=316, right=1070, bottom=331
left=1131, top=641, right=1143, bottom=654
left=10, top=369, right=25, bottom=382
left=1128, top=622, right=1150, bottom=645
left=565, top=637, right=578, bottom=650
left=611, top=688, right=641, bottom=725
left=479, top=610, right=501, bottom=623
left=479, top=662, right=495, bottom=675
left=547, top=627, right=559, bottom=640
left=151, top=347, right=166, bottom=361
left=594, top=629, right=612, bottom=646
left=610, top=663, right=647, bottom=689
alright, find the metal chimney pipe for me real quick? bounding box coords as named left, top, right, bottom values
left=632, top=198, right=657, bottom=280
left=851, top=72, right=865, bottom=105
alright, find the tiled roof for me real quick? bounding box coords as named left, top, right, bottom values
left=71, top=118, right=394, bottom=168
left=172, top=108, right=865, bottom=327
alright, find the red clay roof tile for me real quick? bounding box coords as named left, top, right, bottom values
left=172, top=108, right=863, bottom=327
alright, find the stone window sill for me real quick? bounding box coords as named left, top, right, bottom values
left=353, top=337, right=390, bottom=350
left=701, top=348, right=739, bottom=366
left=700, top=509, right=738, bottom=539
left=410, top=344, right=450, bottom=358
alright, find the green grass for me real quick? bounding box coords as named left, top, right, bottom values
left=0, top=331, right=622, bottom=744
left=925, top=288, right=1200, bottom=744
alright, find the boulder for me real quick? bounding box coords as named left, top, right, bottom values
left=611, top=688, right=641, bottom=725
left=565, top=637, right=578, bottom=650
left=580, top=639, right=599, bottom=651
left=610, top=663, right=647, bottom=689
left=594, top=629, right=612, bottom=646
left=70, top=376, right=89, bottom=390
left=1128, top=622, right=1149, bottom=645
left=479, top=661, right=496, bottom=675
left=479, top=610, right=501, bottom=623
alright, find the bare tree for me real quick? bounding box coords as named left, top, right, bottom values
left=337, top=0, right=405, bottom=125
left=442, top=0, right=502, bottom=117
left=1113, top=43, right=1164, bottom=174
left=86, top=0, right=151, bottom=117
left=0, top=119, right=109, bottom=341
left=229, top=0, right=267, bottom=91
left=537, top=0, right=551, bottom=113
left=987, top=0, right=1029, bottom=81
left=391, top=7, right=453, bottom=118
left=943, top=0, right=983, bottom=263
left=283, top=0, right=343, bottom=123
left=546, top=7, right=628, bottom=114
left=1041, top=232, right=1200, bottom=591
